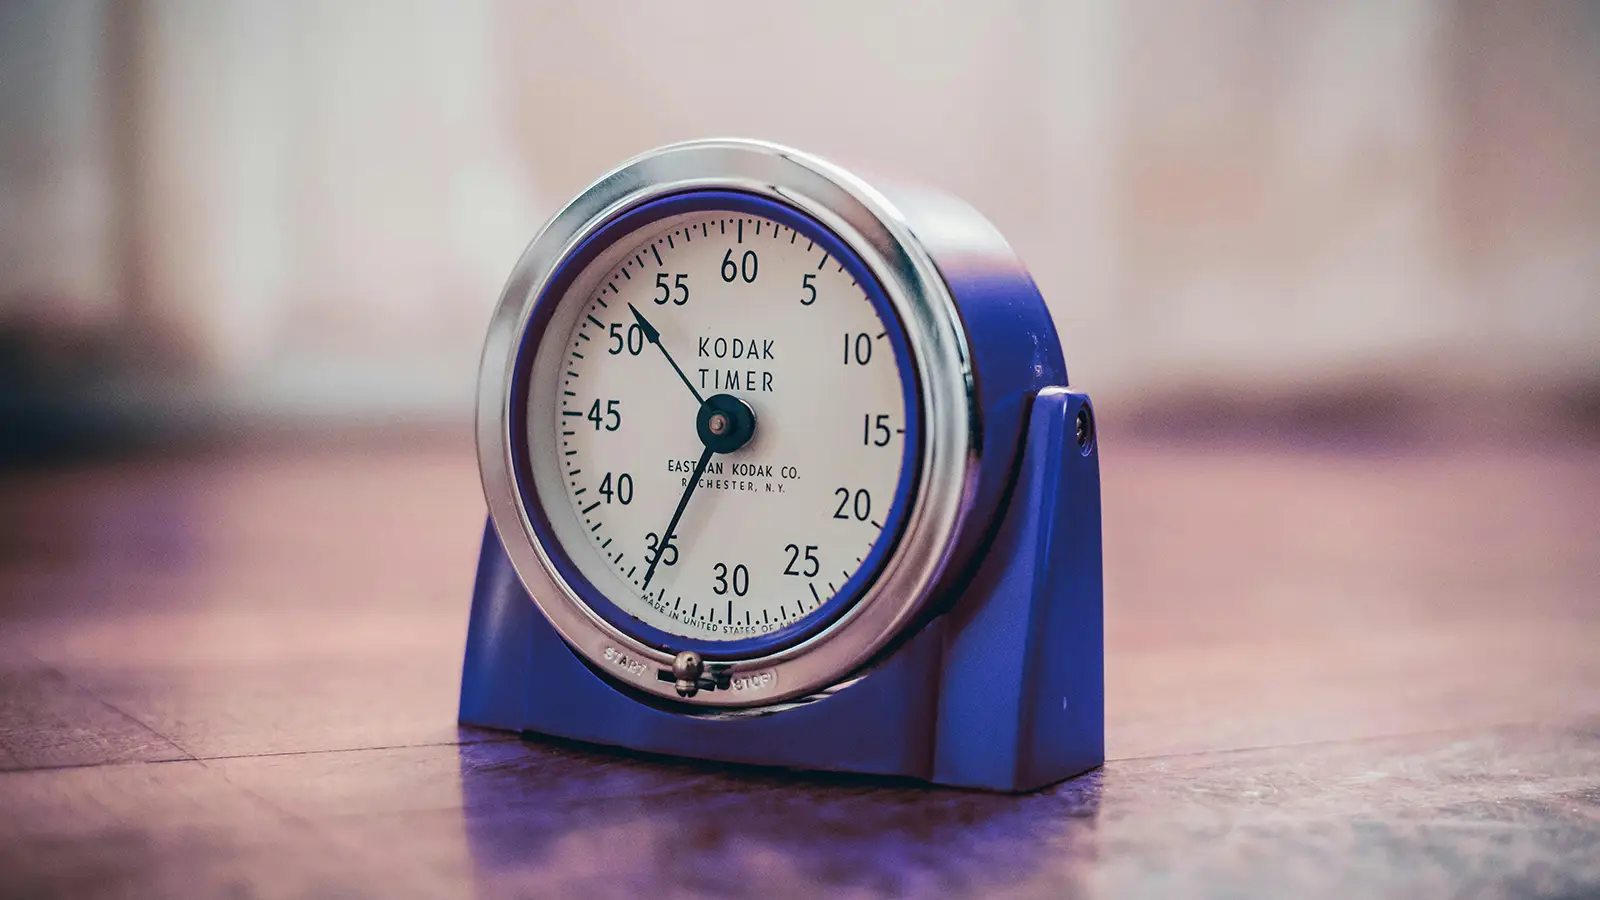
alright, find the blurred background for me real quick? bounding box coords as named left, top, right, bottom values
left=3, top=0, right=1596, bottom=460
left=1, top=6, right=1598, bottom=894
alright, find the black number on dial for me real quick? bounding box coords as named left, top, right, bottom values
left=843, top=332, right=873, bottom=365
left=598, top=472, right=633, bottom=505
left=783, top=543, right=820, bottom=577
left=799, top=273, right=817, bottom=305
left=862, top=413, right=892, bottom=447
left=654, top=273, right=689, bottom=305
left=586, top=399, right=621, bottom=431
left=645, top=531, right=678, bottom=567
left=607, top=323, right=645, bottom=355
left=721, top=249, right=758, bottom=283
left=713, top=562, right=749, bottom=596
left=833, top=488, right=872, bottom=521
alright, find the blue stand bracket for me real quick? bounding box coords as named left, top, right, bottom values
left=460, top=387, right=1102, bottom=792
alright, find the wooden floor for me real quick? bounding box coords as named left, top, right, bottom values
left=0, top=432, right=1596, bottom=898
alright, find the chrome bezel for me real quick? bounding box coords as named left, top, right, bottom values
left=476, top=139, right=978, bottom=707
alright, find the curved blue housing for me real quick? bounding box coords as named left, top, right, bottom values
left=923, top=241, right=1068, bottom=603
left=506, top=190, right=924, bottom=659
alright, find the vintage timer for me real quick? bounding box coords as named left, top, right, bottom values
left=461, top=139, right=1102, bottom=792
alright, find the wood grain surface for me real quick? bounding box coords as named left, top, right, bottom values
left=0, top=435, right=1596, bottom=898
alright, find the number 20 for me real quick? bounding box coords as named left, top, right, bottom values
left=833, top=488, right=871, bottom=521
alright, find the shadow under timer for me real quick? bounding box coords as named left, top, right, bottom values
left=462, top=139, right=1102, bottom=792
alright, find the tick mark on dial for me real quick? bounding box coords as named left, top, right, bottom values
left=816, top=253, right=829, bottom=271
left=586, top=314, right=603, bottom=328
left=651, top=246, right=663, bottom=267
left=871, top=519, right=884, bottom=530
left=581, top=502, right=600, bottom=515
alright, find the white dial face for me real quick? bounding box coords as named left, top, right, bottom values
left=525, top=208, right=914, bottom=647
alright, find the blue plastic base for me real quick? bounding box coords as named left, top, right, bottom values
left=460, top=388, right=1103, bottom=792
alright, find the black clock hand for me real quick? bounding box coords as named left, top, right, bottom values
left=642, top=444, right=714, bottom=592
left=629, top=303, right=703, bottom=405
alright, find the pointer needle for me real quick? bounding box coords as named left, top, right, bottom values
left=629, top=303, right=704, bottom=405
left=642, top=444, right=714, bottom=591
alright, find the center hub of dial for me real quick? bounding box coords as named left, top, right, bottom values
left=697, top=393, right=756, bottom=454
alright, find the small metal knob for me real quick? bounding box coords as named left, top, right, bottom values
left=672, top=650, right=704, bottom=698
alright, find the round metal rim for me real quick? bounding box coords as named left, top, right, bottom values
left=507, top=190, right=924, bottom=659
left=476, top=138, right=978, bottom=707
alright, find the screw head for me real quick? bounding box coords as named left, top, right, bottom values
left=1074, top=407, right=1095, bottom=455
left=707, top=413, right=728, bottom=436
